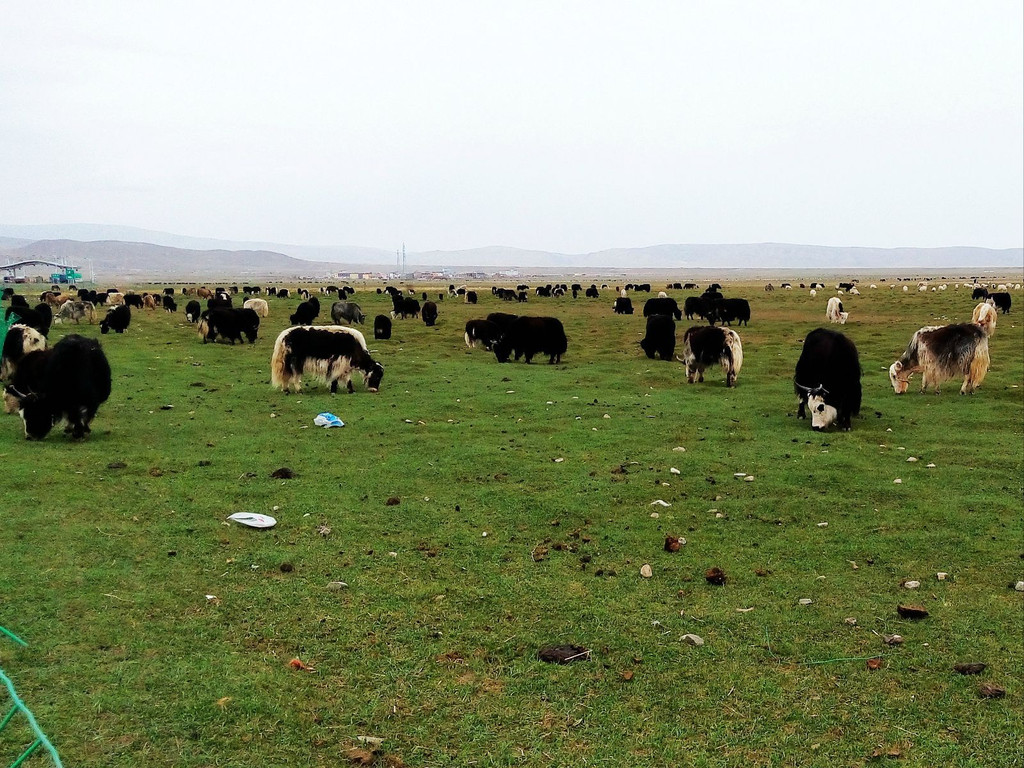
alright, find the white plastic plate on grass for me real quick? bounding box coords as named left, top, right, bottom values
left=227, top=512, right=277, bottom=528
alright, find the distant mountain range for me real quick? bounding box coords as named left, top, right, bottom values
left=0, top=224, right=1020, bottom=279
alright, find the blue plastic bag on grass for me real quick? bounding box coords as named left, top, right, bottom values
left=314, top=412, right=345, bottom=428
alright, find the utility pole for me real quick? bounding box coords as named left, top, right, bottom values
left=402, top=243, right=407, bottom=279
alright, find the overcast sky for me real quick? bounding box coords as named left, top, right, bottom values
left=1, top=2, right=1021, bottom=254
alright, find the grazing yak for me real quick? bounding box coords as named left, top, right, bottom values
left=465, top=291, right=478, bottom=305
left=421, top=301, right=438, bottom=327
left=987, top=292, right=1011, bottom=314
left=972, top=286, right=989, bottom=300
left=492, top=316, right=567, bottom=364
left=684, top=296, right=710, bottom=321
left=331, top=300, right=366, bottom=325
left=826, top=297, right=848, bottom=324
left=640, top=315, right=675, bottom=360
left=465, top=319, right=501, bottom=350
left=55, top=301, right=95, bottom=325
left=643, top=297, right=682, bottom=320
left=391, top=296, right=420, bottom=319
left=794, top=329, right=862, bottom=431
left=613, top=297, right=634, bottom=315
left=677, top=326, right=743, bottom=387
left=373, top=315, right=392, bottom=340
left=270, top=325, right=384, bottom=394
left=889, top=323, right=989, bottom=395
left=1, top=324, right=47, bottom=381
left=707, top=298, right=751, bottom=326
left=100, top=305, right=131, bottom=334
left=198, top=308, right=260, bottom=344
left=162, top=296, right=177, bottom=313
left=243, top=298, right=269, bottom=317
left=185, top=300, right=202, bottom=323
left=4, top=334, right=111, bottom=440
left=290, top=300, right=319, bottom=326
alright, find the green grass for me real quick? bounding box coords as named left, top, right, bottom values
left=1, top=281, right=1022, bottom=767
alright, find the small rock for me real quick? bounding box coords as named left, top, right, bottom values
left=650, top=499, right=671, bottom=507
left=1015, top=581, right=1024, bottom=592
left=673, top=446, right=686, bottom=452
left=603, top=414, right=610, bottom=419
left=954, top=663, right=987, bottom=675
left=798, top=598, right=813, bottom=606
left=743, top=475, right=754, bottom=482
left=886, top=428, right=893, bottom=432
left=733, top=473, right=746, bottom=478
left=882, top=633, right=904, bottom=645
left=926, top=463, right=936, bottom=468
left=670, top=467, right=681, bottom=475
left=681, top=633, right=704, bottom=646
left=904, top=580, right=921, bottom=589
left=326, top=581, right=348, bottom=590
left=640, top=564, right=653, bottom=578
left=715, top=512, right=725, bottom=519
left=553, top=457, right=564, bottom=463
left=936, top=572, right=948, bottom=581
left=906, top=456, right=918, bottom=462
left=978, top=683, right=1006, bottom=699
left=843, top=617, right=858, bottom=626
left=650, top=512, right=659, bottom=519
left=160, top=404, right=174, bottom=410
left=817, top=522, right=828, bottom=528
left=893, top=478, right=902, bottom=484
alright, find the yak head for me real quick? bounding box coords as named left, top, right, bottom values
left=4, top=385, right=53, bottom=439
left=797, top=384, right=838, bottom=430
left=889, top=361, right=911, bottom=394
left=492, top=338, right=512, bottom=363
left=364, top=361, right=384, bottom=393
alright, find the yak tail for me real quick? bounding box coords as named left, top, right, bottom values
left=723, top=329, right=743, bottom=377
left=197, top=317, right=210, bottom=341
left=270, top=329, right=290, bottom=390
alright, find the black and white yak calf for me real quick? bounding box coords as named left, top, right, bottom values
left=374, top=314, right=392, bottom=340
left=677, top=326, right=743, bottom=387
left=184, top=300, right=202, bottom=323
left=464, top=319, right=501, bottom=350
left=4, top=334, right=111, bottom=440
left=198, top=308, right=260, bottom=344
left=640, top=315, right=675, bottom=360
left=492, top=316, right=567, bottom=364
left=889, top=323, right=989, bottom=395
left=270, top=326, right=384, bottom=394
left=1, top=324, right=47, bottom=382
left=794, top=328, right=862, bottom=431
left=100, top=305, right=131, bottom=334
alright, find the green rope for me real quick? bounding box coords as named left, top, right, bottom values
left=0, top=628, right=63, bottom=768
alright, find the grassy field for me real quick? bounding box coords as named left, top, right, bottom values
left=1, top=279, right=1021, bottom=767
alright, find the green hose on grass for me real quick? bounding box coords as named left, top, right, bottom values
left=0, top=627, right=63, bottom=767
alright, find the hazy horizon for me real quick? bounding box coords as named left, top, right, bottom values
left=2, top=3, right=1021, bottom=254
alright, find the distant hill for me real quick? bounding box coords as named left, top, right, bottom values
left=0, top=224, right=1020, bottom=278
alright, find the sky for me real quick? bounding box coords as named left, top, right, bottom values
left=1, top=2, right=1021, bottom=254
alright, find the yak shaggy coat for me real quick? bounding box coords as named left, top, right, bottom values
left=889, top=323, right=989, bottom=395
left=677, top=326, right=743, bottom=387
left=270, top=326, right=384, bottom=394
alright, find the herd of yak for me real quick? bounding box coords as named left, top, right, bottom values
left=0, top=278, right=1014, bottom=440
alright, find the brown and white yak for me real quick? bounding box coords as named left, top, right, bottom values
left=270, top=326, right=384, bottom=394
left=677, top=326, right=743, bottom=387
left=889, top=323, right=989, bottom=395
